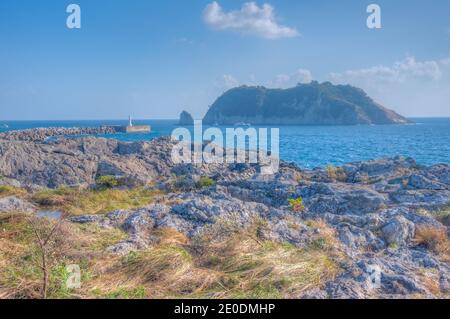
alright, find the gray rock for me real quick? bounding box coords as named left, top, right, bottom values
left=0, top=196, right=36, bottom=213
left=381, top=216, right=415, bottom=246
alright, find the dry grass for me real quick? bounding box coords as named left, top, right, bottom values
left=414, top=224, right=449, bottom=261
left=326, top=165, right=347, bottom=182
left=0, top=212, right=126, bottom=299
left=1, top=211, right=343, bottom=299
left=304, top=219, right=340, bottom=251
left=32, top=187, right=160, bottom=216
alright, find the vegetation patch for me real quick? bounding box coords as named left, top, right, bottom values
left=288, top=197, right=305, bottom=213
left=326, top=165, right=347, bottom=182
left=0, top=185, right=27, bottom=199
left=197, top=176, right=216, bottom=189
left=32, top=187, right=158, bottom=216
left=415, top=224, right=449, bottom=261
left=433, top=208, right=450, bottom=227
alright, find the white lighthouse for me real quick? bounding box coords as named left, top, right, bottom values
left=128, top=115, right=133, bottom=127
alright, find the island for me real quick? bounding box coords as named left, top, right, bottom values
left=203, top=81, right=410, bottom=125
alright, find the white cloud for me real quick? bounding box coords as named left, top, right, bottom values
left=440, top=58, right=450, bottom=66
left=270, top=68, right=312, bottom=88
left=203, top=1, right=299, bottom=39
left=330, top=56, right=443, bottom=84
left=217, top=74, right=240, bottom=90
left=328, top=56, right=450, bottom=117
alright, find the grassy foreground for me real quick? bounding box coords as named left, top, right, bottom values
left=0, top=209, right=343, bottom=299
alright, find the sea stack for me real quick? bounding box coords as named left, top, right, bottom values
left=178, top=110, right=194, bottom=125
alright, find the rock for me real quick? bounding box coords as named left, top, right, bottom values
left=408, top=174, right=447, bottom=190
left=381, top=216, right=415, bottom=246
left=178, top=111, right=194, bottom=126
left=0, top=196, right=36, bottom=213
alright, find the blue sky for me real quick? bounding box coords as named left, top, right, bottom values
left=0, top=0, right=449, bottom=120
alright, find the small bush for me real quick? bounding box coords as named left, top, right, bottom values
left=197, top=176, right=215, bottom=189
left=288, top=197, right=305, bottom=213
left=96, top=176, right=121, bottom=189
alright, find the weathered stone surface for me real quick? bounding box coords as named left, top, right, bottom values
left=0, top=196, right=36, bottom=213
left=381, top=216, right=415, bottom=246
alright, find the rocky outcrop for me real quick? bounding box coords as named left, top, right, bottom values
left=203, top=82, right=410, bottom=125
left=0, top=126, right=119, bottom=142
left=178, top=111, right=194, bottom=126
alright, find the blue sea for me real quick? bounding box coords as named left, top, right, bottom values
left=0, top=118, right=449, bottom=169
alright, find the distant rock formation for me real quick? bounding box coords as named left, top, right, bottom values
left=178, top=111, right=194, bottom=126
left=203, top=81, right=411, bottom=125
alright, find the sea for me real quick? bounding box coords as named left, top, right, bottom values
left=0, top=118, right=449, bottom=169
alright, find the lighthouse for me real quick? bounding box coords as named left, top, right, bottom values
left=120, top=115, right=150, bottom=133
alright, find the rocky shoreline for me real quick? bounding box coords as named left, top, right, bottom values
left=0, top=126, right=120, bottom=142
left=0, top=127, right=449, bottom=299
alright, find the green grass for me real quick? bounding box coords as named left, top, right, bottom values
left=0, top=185, right=26, bottom=199
left=32, top=187, right=159, bottom=215
left=100, top=287, right=147, bottom=299
left=434, top=208, right=450, bottom=226
left=197, top=176, right=216, bottom=189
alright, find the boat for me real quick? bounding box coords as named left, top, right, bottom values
left=234, top=122, right=251, bottom=127
left=0, top=124, right=9, bottom=128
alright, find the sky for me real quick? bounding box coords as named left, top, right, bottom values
left=0, top=0, right=449, bottom=120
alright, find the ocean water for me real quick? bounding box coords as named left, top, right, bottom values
left=0, top=118, right=449, bottom=168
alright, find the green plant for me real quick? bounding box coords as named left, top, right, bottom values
left=197, top=176, right=215, bottom=189
left=95, top=175, right=122, bottom=189
left=288, top=197, right=305, bottom=213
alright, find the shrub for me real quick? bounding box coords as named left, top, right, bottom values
left=95, top=176, right=121, bottom=189
left=288, top=197, right=305, bottom=213
left=197, top=176, right=215, bottom=189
